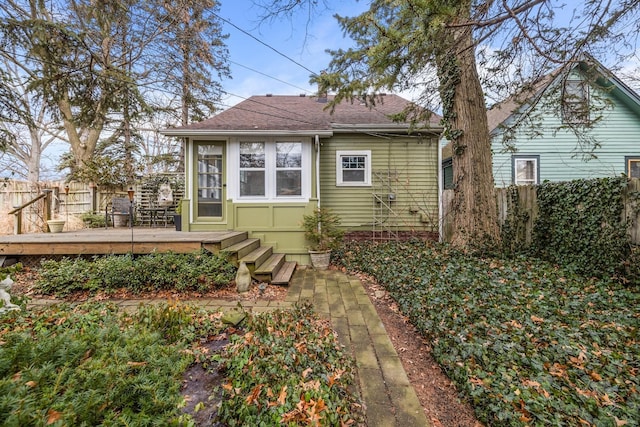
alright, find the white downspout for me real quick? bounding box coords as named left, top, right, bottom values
left=315, top=135, right=321, bottom=209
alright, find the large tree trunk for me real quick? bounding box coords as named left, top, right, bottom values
left=58, top=94, right=104, bottom=171
left=439, top=20, right=500, bottom=249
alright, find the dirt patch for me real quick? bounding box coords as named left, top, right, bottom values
left=355, top=271, right=483, bottom=427
left=180, top=338, right=230, bottom=426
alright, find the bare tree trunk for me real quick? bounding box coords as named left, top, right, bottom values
left=439, top=21, right=500, bottom=249
left=26, top=127, right=41, bottom=183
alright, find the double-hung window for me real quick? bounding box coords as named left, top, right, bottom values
left=235, top=139, right=307, bottom=200
left=336, top=150, right=371, bottom=186
left=276, top=142, right=302, bottom=196
left=239, top=142, right=266, bottom=197
left=513, top=155, right=539, bottom=185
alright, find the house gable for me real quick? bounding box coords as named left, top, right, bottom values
left=490, top=58, right=640, bottom=187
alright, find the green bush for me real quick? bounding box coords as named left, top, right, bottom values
left=335, top=240, right=640, bottom=426
left=36, top=250, right=236, bottom=296
left=80, top=211, right=107, bottom=228
left=0, top=302, right=225, bottom=425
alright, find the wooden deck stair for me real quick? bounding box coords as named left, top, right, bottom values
left=203, top=231, right=296, bottom=285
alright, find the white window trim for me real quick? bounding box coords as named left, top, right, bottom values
left=513, top=156, right=539, bottom=186
left=336, top=150, right=372, bottom=186
left=229, top=137, right=311, bottom=202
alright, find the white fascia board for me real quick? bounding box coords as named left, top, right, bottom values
left=160, top=129, right=333, bottom=138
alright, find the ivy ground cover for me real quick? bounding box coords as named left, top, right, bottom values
left=336, top=241, right=640, bottom=426
left=0, top=302, right=359, bottom=426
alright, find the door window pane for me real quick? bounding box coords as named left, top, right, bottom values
left=197, top=144, right=223, bottom=217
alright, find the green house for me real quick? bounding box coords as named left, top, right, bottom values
left=163, top=94, right=442, bottom=264
left=490, top=57, right=640, bottom=187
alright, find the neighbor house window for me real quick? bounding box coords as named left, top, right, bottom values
left=562, top=79, right=589, bottom=124
left=513, top=156, right=539, bottom=185
left=239, top=142, right=265, bottom=197
left=626, top=157, right=640, bottom=178
left=336, top=150, right=371, bottom=186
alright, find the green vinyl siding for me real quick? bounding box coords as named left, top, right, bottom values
left=319, top=134, right=439, bottom=231
left=493, top=73, right=640, bottom=187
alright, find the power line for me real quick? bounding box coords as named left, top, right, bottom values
left=213, top=12, right=319, bottom=77
left=229, top=60, right=313, bottom=94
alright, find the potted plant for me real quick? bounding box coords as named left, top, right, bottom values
left=46, top=218, right=66, bottom=233
left=302, top=207, right=344, bottom=270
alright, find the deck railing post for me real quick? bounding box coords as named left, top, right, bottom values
left=43, top=189, right=53, bottom=230
left=13, top=211, right=22, bottom=235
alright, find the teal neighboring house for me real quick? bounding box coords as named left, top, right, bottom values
left=163, top=94, right=442, bottom=264
left=442, top=57, right=640, bottom=188
left=492, top=57, right=640, bottom=187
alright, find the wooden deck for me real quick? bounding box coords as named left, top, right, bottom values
left=0, top=228, right=298, bottom=285
left=0, top=228, right=242, bottom=257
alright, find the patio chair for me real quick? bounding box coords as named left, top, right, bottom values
left=106, top=197, right=134, bottom=227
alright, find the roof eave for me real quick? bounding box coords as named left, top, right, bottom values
left=160, top=129, right=334, bottom=137
left=331, top=123, right=443, bottom=135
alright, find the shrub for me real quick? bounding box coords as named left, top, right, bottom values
left=80, top=211, right=107, bottom=228
left=35, top=250, right=236, bottom=296
left=0, top=302, right=225, bottom=425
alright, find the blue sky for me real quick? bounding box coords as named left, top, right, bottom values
left=218, top=0, right=369, bottom=108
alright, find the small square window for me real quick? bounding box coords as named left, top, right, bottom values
left=336, top=150, right=371, bottom=186
left=513, top=156, right=539, bottom=185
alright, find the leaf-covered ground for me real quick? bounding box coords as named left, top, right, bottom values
left=0, top=302, right=360, bottom=426
left=336, top=241, right=640, bottom=426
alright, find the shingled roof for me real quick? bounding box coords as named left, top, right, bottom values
left=162, top=94, right=441, bottom=136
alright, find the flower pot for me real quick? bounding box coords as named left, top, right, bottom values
left=309, top=250, right=331, bottom=270
left=174, top=214, right=182, bottom=231
left=113, top=214, right=129, bottom=227
left=47, top=219, right=65, bottom=233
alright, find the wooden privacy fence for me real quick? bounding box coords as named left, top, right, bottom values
left=0, top=175, right=183, bottom=234
left=442, top=178, right=640, bottom=245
